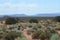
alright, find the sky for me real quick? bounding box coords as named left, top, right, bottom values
left=0, top=0, right=60, bottom=15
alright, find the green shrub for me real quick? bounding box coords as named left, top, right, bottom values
left=32, top=30, right=53, bottom=40
left=50, top=33, right=60, bottom=40
left=29, top=19, right=38, bottom=23
left=4, top=32, right=22, bottom=40
left=54, top=16, right=60, bottom=22
left=5, top=17, right=18, bottom=25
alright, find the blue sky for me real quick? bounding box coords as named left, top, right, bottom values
left=0, top=0, right=60, bottom=15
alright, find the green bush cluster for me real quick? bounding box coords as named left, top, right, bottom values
left=5, top=17, right=18, bottom=25
left=29, top=18, right=38, bottom=23
left=32, top=29, right=57, bottom=40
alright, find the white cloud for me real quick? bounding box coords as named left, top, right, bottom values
left=0, top=2, right=39, bottom=15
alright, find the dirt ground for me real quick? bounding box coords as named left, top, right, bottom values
left=23, top=27, right=32, bottom=40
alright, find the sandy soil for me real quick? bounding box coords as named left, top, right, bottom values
left=23, top=28, right=32, bottom=40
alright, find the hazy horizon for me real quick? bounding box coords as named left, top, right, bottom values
left=0, top=0, right=60, bottom=15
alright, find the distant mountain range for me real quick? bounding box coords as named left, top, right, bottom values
left=0, top=13, right=60, bottom=17
left=9, top=14, right=27, bottom=17
left=0, top=14, right=27, bottom=17
left=34, top=13, right=60, bottom=17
